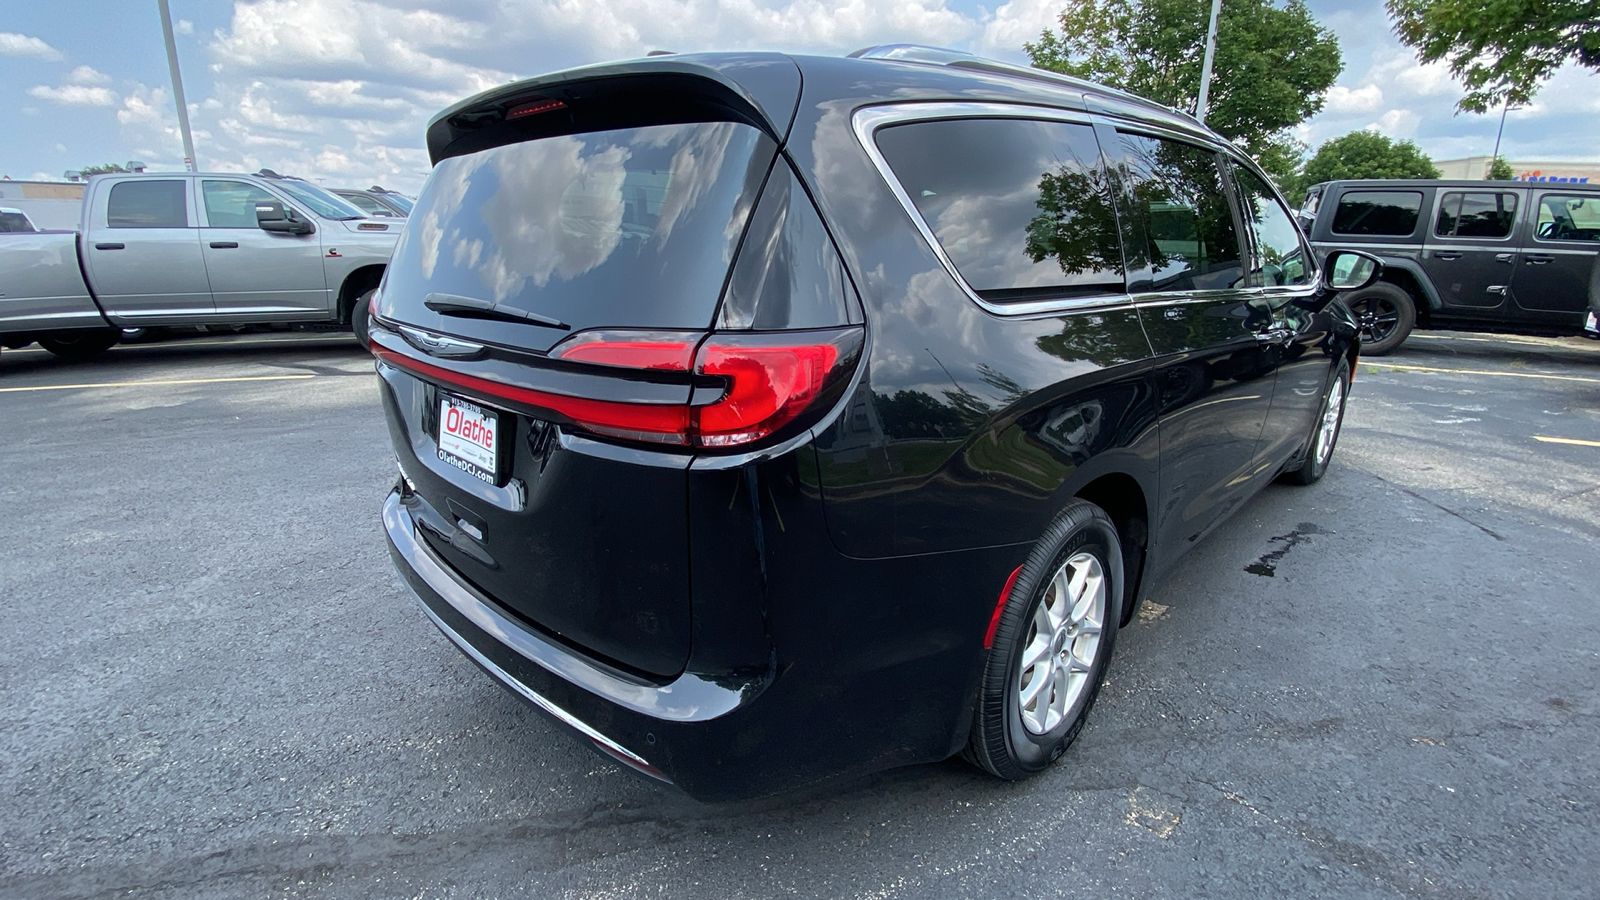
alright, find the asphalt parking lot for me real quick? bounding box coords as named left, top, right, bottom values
left=1, top=328, right=1597, bottom=899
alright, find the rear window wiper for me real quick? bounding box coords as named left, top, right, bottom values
left=424, top=293, right=569, bottom=330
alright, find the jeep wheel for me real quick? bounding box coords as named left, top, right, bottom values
left=1346, top=282, right=1415, bottom=356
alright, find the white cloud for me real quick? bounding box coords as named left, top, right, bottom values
left=0, top=32, right=63, bottom=60
left=1323, top=84, right=1383, bottom=114
left=67, top=65, right=111, bottom=86
left=176, top=19, right=195, bottom=35
left=1369, top=108, right=1421, bottom=137
left=27, top=83, right=118, bottom=106
left=975, top=0, right=1061, bottom=59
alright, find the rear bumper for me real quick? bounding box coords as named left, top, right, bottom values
left=384, top=482, right=1018, bottom=800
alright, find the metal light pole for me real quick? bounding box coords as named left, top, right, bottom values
left=158, top=0, right=198, bottom=171
left=1195, top=0, right=1223, bottom=123
left=1490, top=99, right=1511, bottom=174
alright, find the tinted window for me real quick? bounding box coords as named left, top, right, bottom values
left=272, top=180, right=365, bottom=219
left=382, top=122, right=775, bottom=350
left=1332, top=190, right=1423, bottom=236
left=1535, top=193, right=1600, bottom=242
left=339, top=192, right=395, bottom=216
left=107, top=180, right=187, bottom=228
left=0, top=211, right=34, bottom=232
left=1234, top=167, right=1310, bottom=287
left=1115, top=133, right=1243, bottom=293
left=1435, top=192, right=1517, bottom=238
left=875, top=117, right=1123, bottom=302
left=719, top=166, right=853, bottom=330
left=202, top=180, right=278, bottom=228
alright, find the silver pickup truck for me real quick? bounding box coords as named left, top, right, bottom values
left=0, top=171, right=399, bottom=359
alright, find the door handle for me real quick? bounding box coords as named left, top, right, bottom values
left=1432, top=250, right=1462, bottom=260
left=209, top=241, right=239, bottom=249
left=1494, top=253, right=1514, bottom=263
left=1525, top=254, right=1554, bottom=264
left=94, top=242, right=125, bottom=250
left=1487, top=285, right=1508, bottom=296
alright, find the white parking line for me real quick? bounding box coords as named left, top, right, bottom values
left=1361, top=362, right=1600, bottom=384
left=7, top=335, right=355, bottom=355
left=1535, top=436, right=1600, bottom=448
left=0, top=374, right=315, bottom=394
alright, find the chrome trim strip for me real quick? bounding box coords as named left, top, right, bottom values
left=413, top=599, right=668, bottom=782
left=384, top=493, right=750, bottom=722
left=852, top=103, right=1136, bottom=318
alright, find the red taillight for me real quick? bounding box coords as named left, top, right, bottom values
left=693, top=338, right=840, bottom=446
left=372, top=346, right=691, bottom=445
left=548, top=330, right=699, bottom=371
left=377, top=327, right=860, bottom=451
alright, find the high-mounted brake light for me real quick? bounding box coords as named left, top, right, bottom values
left=506, top=98, right=567, bottom=120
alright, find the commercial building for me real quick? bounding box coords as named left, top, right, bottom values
left=0, top=180, right=84, bottom=230
left=1435, top=157, right=1599, bottom=183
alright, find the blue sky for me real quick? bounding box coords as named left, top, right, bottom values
left=4, top=0, right=1595, bottom=192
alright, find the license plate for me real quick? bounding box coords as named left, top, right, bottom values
left=437, top=393, right=499, bottom=483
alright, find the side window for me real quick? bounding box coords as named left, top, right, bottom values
left=874, top=117, right=1124, bottom=303
left=202, top=180, right=279, bottom=228
left=1115, top=132, right=1243, bottom=293
left=1435, top=192, right=1517, bottom=239
left=1233, top=166, right=1311, bottom=287
left=340, top=193, right=393, bottom=216
left=106, top=180, right=188, bottom=228
left=1331, top=190, right=1423, bottom=236
left=1535, top=194, right=1600, bottom=242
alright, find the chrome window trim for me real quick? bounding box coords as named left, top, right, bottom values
left=852, top=102, right=1136, bottom=318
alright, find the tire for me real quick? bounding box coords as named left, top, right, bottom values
left=964, top=500, right=1122, bottom=780
left=1344, top=282, right=1415, bottom=356
left=350, top=288, right=375, bottom=348
left=38, top=330, right=119, bottom=359
left=1281, top=364, right=1350, bottom=486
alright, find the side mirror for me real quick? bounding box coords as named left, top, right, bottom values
left=1322, top=250, right=1381, bottom=292
left=255, top=201, right=314, bottom=235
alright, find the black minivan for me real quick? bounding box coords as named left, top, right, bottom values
left=371, top=46, right=1375, bottom=800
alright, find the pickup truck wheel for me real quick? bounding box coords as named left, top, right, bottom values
left=38, top=330, right=119, bottom=359
left=350, top=288, right=375, bottom=348
left=1345, top=282, right=1415, bottom=356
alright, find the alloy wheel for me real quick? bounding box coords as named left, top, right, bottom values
left=1352, top=297, right=1399, bottom=345
left=1017, top=551, right=1106, bottom=735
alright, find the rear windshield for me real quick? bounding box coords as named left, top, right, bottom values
left=383, top=122, right=775, bottom=348
left=1332, top=190, right=1423, bottom=236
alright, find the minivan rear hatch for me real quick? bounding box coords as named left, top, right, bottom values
left=375, top=62, right=799, bottom=679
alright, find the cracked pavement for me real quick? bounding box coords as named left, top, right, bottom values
left=1, top=329, right=1597, bottom=899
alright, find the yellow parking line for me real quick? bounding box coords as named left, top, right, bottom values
left=0, top=374, right=314, bottom=394
left=1408, top=333, right=1556, bottom=347
left=1535, top=436, right=1600, bottom=448
left=1361, top=362, right=1600, bottom=384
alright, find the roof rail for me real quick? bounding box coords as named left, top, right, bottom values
left=846, top=43, right=1198, bottom=124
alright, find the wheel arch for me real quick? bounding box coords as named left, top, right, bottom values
left=1071, top=470, right=1151, bottom=627
left=337, top=264, right=386, bottom=325
left=1371, top=258, right=1437, bottom=323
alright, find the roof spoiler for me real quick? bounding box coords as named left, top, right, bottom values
left=425, top=54, right=801, bottom=165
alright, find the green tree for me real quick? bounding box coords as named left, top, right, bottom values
left=1487, top=155, right=1515, bottom=180
left=1026, top=0, right=1342, bottom=184
left=77, top=163, right=129, bottom=176
left=1388, top=0, right=1600, bottom=113
left=1300, top=131, right=1441, bottom=192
